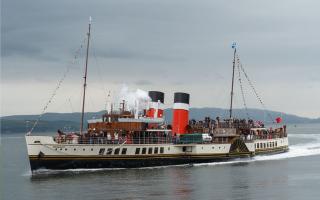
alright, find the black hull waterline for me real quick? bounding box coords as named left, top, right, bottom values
left=29, top=148, right=288, bottom=171
left=29, top=156, right=249, bottom=171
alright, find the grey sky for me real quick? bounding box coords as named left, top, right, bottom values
left=1, top=0, right=320, bottom=118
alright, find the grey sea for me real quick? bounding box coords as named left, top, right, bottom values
left=1, top=123, right=320, bottom=200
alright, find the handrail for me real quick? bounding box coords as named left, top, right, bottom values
left=52, top=135, right=258, bottom=145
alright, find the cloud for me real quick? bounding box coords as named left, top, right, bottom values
left=1, top=0, right=320, bottom=117
left=134, top=80, right=153, bottom=86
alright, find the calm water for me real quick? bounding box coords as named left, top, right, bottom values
left=1, top=124, right=320, bottom=200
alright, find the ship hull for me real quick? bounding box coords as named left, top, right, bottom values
left=29, top=154, right=253, bottom=170
left=26, top=135, right=289, bottom=171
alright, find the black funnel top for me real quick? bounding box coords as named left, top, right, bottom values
left=174, top=92, right=190, bottom=104
left=148, top=91, right=164, bottom=103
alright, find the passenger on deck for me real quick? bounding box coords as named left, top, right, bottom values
left=107, top=132, right=111, bottom=144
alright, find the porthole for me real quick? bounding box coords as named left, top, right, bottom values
left=65, top=148, right=67, bottom=151
left=83, top=148, right=85, bottom=151
left=74, top=148, right=76, bottom=151
left=91, top=148, right=93, bottom=151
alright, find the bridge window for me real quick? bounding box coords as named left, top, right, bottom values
left=107, top=148, right=113, bottom=155
left=160, top=147, right=164, bottom=154
left=142, top=148, right=147, bottom=154
left=135, top=148, right=140, bottom=154
left=99, top=148, right=105, bottom=155
left=148, top=147, right=153, bottom=154
left=154, top=147, right=158, bottom=154
left=114, top=148, right=120, bottom=155
left=121, top=148, right=127, bottom=155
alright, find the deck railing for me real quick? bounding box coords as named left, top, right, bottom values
left=53, top=134, right=258, bottom=145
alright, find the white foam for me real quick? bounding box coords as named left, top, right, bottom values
left=255, top=134, right=320, bottom=161
left=194, top=134, right=320, bottom=167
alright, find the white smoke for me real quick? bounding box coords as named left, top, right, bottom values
left=118, top=84, right=150, bottom=113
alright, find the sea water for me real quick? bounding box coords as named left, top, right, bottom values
left=1, top=124, right=320, bottom=200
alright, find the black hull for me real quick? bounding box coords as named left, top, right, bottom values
left=29, top=154, right=251, bottom=171
left=28, top=147, right=288, bottom=171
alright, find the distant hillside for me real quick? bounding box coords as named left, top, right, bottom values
left=165, top=108, right=320, bottom=124
left=1, top=108, right=319, bottom=133
left=0, top=119, right=79, bottom=134
left=1, top=111, right=106, bottom=123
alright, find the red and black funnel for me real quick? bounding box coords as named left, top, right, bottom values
left=172, top=92, right=190, bottom=134
left=147, top=91, right=165, bottom=118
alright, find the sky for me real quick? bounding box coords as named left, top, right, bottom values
left=1, top=0, right=320, bottom=118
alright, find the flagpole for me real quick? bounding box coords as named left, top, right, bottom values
left=80, top=17, right=92, bottom=135
left=229, top=42, right=237, bottom=120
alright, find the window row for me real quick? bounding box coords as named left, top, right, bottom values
left=55, top=146, right=166, bottom=155
left=256, top=141, right=278, bottom=149
left=135, top=147, right=164, bottom=155
left=99, top=148, right=127, bottom=155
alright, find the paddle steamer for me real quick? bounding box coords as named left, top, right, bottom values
left=25, top=20, right=289, bottom=171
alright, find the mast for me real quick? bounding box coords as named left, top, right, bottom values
left=80, top=17, right=92, bottom=135
left=229, top=43, right=237, bottom=119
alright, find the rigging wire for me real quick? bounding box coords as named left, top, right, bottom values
left=91, top=37, right=109, bottom=111
left=236, top=56, right=250, bottom=120
left=28, top=38, right=87, bottom=134
left=236, top=55, right=274, bottom=123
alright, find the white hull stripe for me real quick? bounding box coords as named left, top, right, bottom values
left=173, top=103, right=189, bottom=111
left=149, top=102, right=165, bottom=110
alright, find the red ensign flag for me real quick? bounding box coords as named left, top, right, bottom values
left=275, top=117, right=282, bottom=123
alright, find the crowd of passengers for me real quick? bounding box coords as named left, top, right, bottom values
left=55, top=129, right=172, bottom=144
left=54, top=117, right=286, bottom=144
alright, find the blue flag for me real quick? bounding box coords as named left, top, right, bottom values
left=232, top=42, right=236, bottom=49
